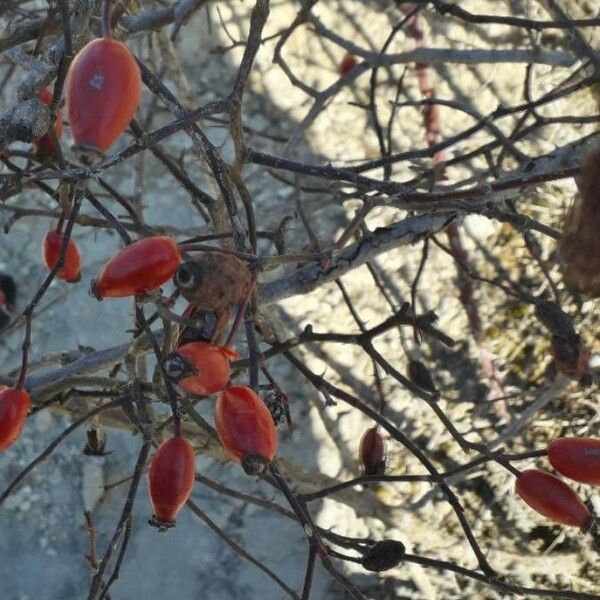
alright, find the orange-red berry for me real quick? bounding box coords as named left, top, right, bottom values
left=66, top=38, right=142, bottom=154
left=42, top=230, right=82, bottom=283
left=0, top=387, right=30, bottom=452
left=91, top=236, right=181, bottom=299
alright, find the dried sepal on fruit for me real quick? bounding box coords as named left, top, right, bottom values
left=559, top=147, right=600, bottom=297
left=173, top=253, right=253, bottom=312
left=515, top=468, right=592, bottom=529
left=66, top=37, right=142, bottom=155
left=174, top=305, right=222, bottom=347
left=0, top=387, right=30, bottom=452
left=215, top=385, right=277, bottom=469
left=361, top=540, right=406, bottom=572
left=164, top=342, right=239, bottom=396
left=148, top=436, right=195, bottom=531
left=91, top=236, right=181, bottom=299
left=359, top=427, right=386, bottom=476
left=548, top=437, right=600, bottom=486
left=82, top=426, right=108, bottom=456
left=42, top=230, right=82, bottom=283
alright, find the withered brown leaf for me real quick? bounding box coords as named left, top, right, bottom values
left=174, top=252, right=253, bottom=311
left=559, top=148, right=600, bottom=296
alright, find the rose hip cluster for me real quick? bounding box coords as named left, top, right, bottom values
left=34, top=26, right=145, bottom=283
left=90, top=236, right=275, bottom=530
left=357, top=427, right=600, bottom=532
left=6, top=21, right=277, bottom=527
left=4, top=230, right=277, bottom=530
left=515, top=438, right=600, bottom=530
left=13, top=31, right=274, bottom=528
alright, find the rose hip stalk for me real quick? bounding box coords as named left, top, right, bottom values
left=91, top=236, right=181, bottom=299
left=66, top=36, right=141, bottom=154
left=148, top=436, right=195, bottom=530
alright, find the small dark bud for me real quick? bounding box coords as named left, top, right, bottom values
left=361, top=540, right=406, bottom=572
left=359, top=427, right=386, bottom=476
left=263, top=390, right=288, bottom=425
left=551, top=334, right=590, bottom=383
left=551, top=334, right=580, bottom=373
left=407, top=359, right=437, bottom=394
left=83, top=427, right=108, bottom=456
left=0, top=273, right=17, bottom=308
left=535, top=301, right=577, bottom=340
left=241, top=453, right=269, bottom=476
left=0, top=273, right=16, bottom=333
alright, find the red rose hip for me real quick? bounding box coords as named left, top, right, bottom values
left=338, top=52, right=358, bottom=75
left=515, top=468, right=591, bottom=528
left=42, top=230, right=82, bottom=283
left=0, top=387, right=30, bottom=451
left=215, top=386, right=277, bottom=465
left=91, top=236, right=181, bottom=299
left=359, top=427, right=386, bottom=476
left=66, top=37, right=142, bottom=154
left=548, top=437, right=600, bottom=485
left=148, top=436, right=195, bottom=529
left=164, top=342, right=239, bottom=396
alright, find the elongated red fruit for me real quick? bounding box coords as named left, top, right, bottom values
left=515, top=469, right=591, bottom=528
left=91, top=236, right=181, bottom=299
left=34, top=89, right=63, bottom=155
left=359, top=427, right=386, bottom=476
left=548, top=437, right=600, bottom=485
left=148, top=436, right=195, bottom=529
left=338, top=52, right=358, bottom=75
left=0, top=387, right=30, bottom=451
left=164, top=342, right=239, bottom=396
left=42, top=230, right=82, bottom=283
left=215, top=386, right=277, bottom=464
left=66, top=38, right=141, bottom=154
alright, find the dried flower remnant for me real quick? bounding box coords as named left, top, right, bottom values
left=173, top=253, right=253, bottom=312
left=361, top=540, right=406, bottom=572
